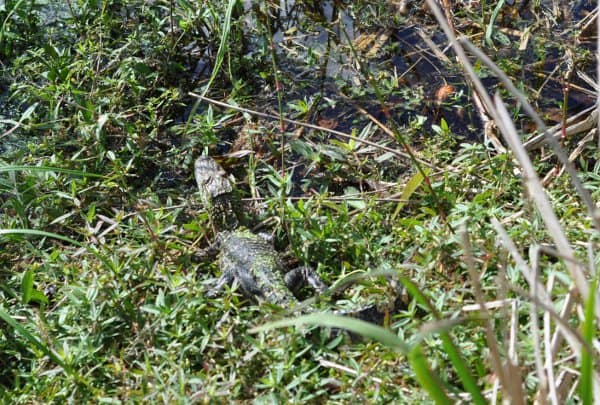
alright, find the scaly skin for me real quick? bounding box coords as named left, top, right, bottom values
left=194, top=156, right=238, bottom=231
left=195, top=156, right=325, bottom=306
left=216, top=228, right=297, bottom=306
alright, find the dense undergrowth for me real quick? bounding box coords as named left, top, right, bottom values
left=1, top=0, right=599, bottom=402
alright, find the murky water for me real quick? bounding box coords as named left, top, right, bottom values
left=229, top=1, right=482, bottom=141
left=231, top=0, right=598, bottom=142
left=0, top=1, right=75, bottom=157
left=0, top=77, right=24, bottom=157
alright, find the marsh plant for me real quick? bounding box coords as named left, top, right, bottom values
left=0, top=0, right=599, bottom=402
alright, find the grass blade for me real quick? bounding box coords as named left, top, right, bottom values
left=580, top=273, right=598, bottom=404
left=0, top=307, right=72, bottom=375
left=485, top=0, right=505, bottom=47
left=0, top=0, right=26, bottom=50
left=400, top=276, right=487, bottom=405
left=184, top=0, right=237, bottom=136
left=409, top=345, right=451, bottom=404
left=493, top=93, right=598, bottom=320
left=250, top=313, right=410, bottom=353
left=0, top=229, right=117, bottom=272
left=0, top=164, right=103, bottom=177
left=21, top=268, right=34, bottom=304
left=393, top=168, right=428, bottom=218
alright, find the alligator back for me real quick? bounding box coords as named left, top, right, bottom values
left=218, top=229, right=294, bottom=306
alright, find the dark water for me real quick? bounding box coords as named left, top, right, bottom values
left=251, top=0, right=598, bottom=140
left=0, top=1, right=75, bottom=157
left=0, top=80, right=24, bottom=157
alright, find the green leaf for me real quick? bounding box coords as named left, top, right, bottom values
left=86, top=203, right=96, bottom=223
left=485, top=0, right=506, bottom=47
left=29, top=290, right=49, bottom=305
left=440, top=118, right=449, bottom=133
left=344, top=186, right=366, bottom=210
left=393, top=168, right=429, bottom=218
left=21, top=268, right=34, bottom=304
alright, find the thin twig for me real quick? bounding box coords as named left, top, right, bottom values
left=188, top=92, right=439, bottom=169
left=493, top=93, right=599, bottom=322
left=458, top=39, right=600, bottom=232
left=529, top=245, right=555, bottom=405
left=460, top=225, right=523, bottom=404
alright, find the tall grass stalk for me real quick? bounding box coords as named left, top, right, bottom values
left=184, top=0, right=237, bottom=138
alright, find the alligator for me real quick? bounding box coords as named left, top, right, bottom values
left=195, top=155, right=403, bottom=320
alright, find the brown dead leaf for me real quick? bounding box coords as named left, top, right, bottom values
left=317, top=118, right=338, bottom=130
left=434, top=84, right=456, bottom=105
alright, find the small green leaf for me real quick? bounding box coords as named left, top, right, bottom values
left=344, top=186, right=366, bottom=210
left=393, top=169, right=429, bottom=218
left=86, top=203, right=96, bottom=222
left=21, top=269, right=34, bottom=304
left=29, top=290, right=49, bottom=305
left=440, top=118, right=449, bottom=133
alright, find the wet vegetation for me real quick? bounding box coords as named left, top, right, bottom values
left=1, top=0, right=599, bottom=402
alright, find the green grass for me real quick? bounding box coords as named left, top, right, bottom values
left=1, top=0, right=599, bottom=402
